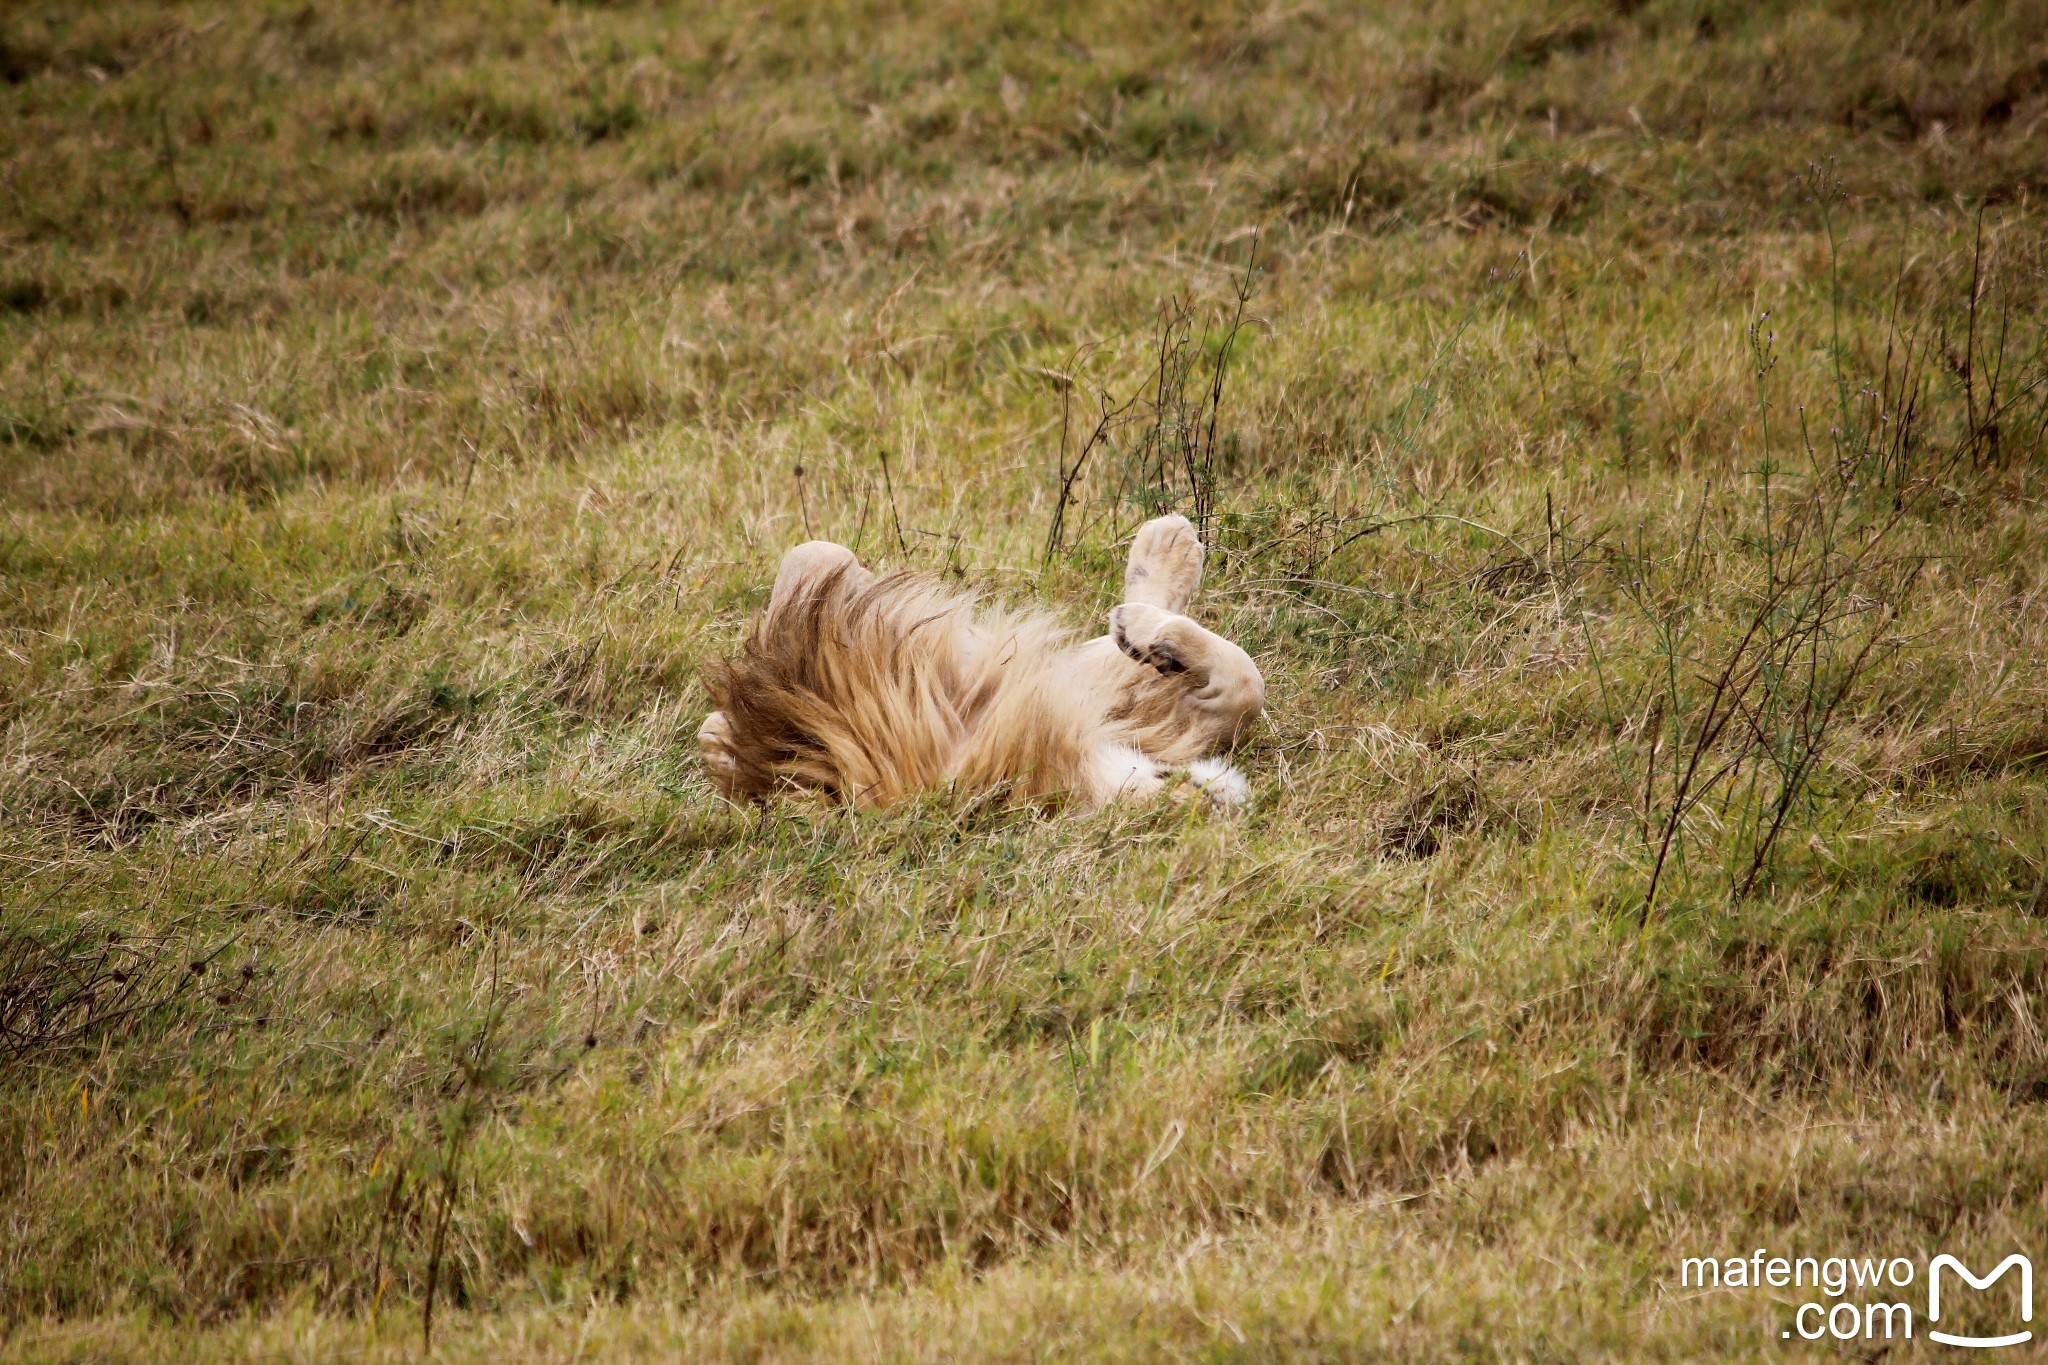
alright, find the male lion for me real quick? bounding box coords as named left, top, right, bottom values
left=697, top=514, right=1264, bottom=810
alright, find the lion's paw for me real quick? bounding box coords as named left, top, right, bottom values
left=1124, top=515, right=1205, bottom=613
left=698, top=711, right=740, bottom=780
left=1110, top=603, right=1189, bottom=676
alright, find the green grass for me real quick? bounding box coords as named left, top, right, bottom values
left=4, top=0, right=2048, bottom=1358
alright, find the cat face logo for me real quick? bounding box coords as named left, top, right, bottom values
left=1928, top=1254, right=2032, bottom=1349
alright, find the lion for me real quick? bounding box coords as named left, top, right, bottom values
left=696, top=514, right=1264, bottom=810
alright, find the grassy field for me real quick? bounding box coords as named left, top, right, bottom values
left=5, top=0, right=2048, bottom=1358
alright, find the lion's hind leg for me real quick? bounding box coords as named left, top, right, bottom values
left=769, top=540, right=873, bottom=628
left=1082, top=742, right=1167, bottom=806
left=1107, top=601, right=1266, bottom=756
left=698, top=710, right=741, bottom=798
left=1079, top=745, right=1246, bottom=809
left=1184, top=757, right=1250, bottom=806
left=1123, top=515, right=1205, bottom=614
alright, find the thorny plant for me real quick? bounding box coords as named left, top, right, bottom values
left=1197, top=249, right=1535, bottom=595
left=423, top=940, right=506, bottom=1350
left=1589, top=172, right=2020, bottom=924
left=1042, top=237, right=1259, bottom=564
left=1042, top=244, right=1541, bottom=610
left=0, top=865, right=253, bottom=1066
left=0, top=924, right=214, bottom=1064
left=1943, top=205, right=2048, bottom=474
left=362, top=935, right=509, bottom=1350
left=1604, top=458, right=1922, bottom=925
left=1832, top=169, right=2048, bottom=495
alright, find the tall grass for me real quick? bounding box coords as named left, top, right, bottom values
left=4, top=0, right=2048, bottom=1359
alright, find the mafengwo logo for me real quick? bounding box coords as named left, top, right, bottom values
left=1928, top=1255, right=2032, bottom=1350
left=1677, top=1249, right=2032, bottom=1347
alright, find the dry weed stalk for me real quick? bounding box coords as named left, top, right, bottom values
left=1044, top=238, right=1259, bottom=563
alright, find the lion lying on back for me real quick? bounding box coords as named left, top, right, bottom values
left=697, top=515, right=1264, bottom=810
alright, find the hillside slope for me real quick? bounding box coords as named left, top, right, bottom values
left=4, top=1, right=2047, bottom=1358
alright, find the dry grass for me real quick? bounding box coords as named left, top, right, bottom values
left=4, top=0, right=2048, bottom=1358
